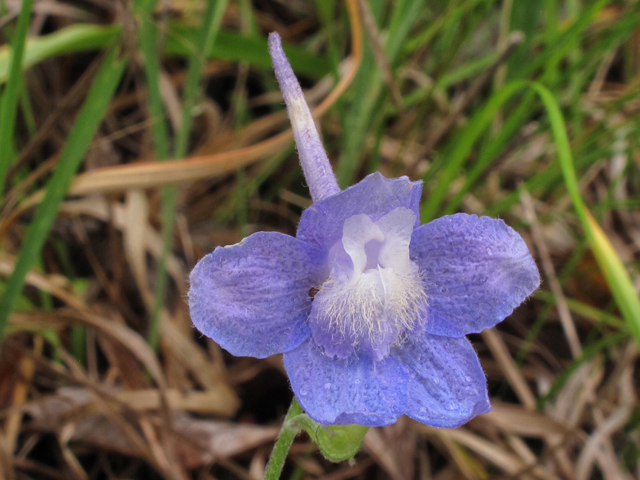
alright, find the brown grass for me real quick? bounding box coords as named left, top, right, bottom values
left=1, top=1, right=639, bottom=479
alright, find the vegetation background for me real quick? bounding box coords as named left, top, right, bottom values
left=0, top=0, right=639, bottom=478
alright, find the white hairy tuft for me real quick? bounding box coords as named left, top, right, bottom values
left=312, top=207, right=428, bottom=355
left=317, top=265, right=427, bottom=347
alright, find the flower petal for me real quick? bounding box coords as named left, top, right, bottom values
left=393, top=334, right=491, bottom=428
left=411, top=214, right=540, bottom=337
left=376, top=207, right=416, bottom=275
left=284, top=338, right=409, bottom=426
left=188, top=232, right=327, bottom=358
left=341, top=213, right=384, bottom=280
left=297, top=172, right=422, bottom=251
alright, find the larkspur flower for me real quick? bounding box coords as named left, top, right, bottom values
left=188, top=33, right=540, bottom=428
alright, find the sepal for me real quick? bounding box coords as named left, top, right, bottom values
left=292, top=411, right=369, bottom=462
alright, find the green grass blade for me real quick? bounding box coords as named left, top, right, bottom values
left=0, top=24, right=120, bottom=84
left=336, top=0, right=426, bottom=187
left=174, top=0, right=229, bottom=158
left=165, top=27, right=331, bottom=78
left=385, top=0, right=428, bottom=63
left=134, top=0, right=171, bottom=350
left=530, top=82, right=640, bottom=349
left=439, top=0, right=613, bottom=217
left=0, top=24, right=331, bottom=86
left=420, top=80, right=527, bottom=222
left=0, top=0, right=34, bottom=192
left=149, top=0, right=229, bottom=350
left=135, top=0, right=170, bottom=160
left=0, top=45, right=127, bottom=343
left=423, top=76, right=640, bottom=346
left=534, top=290, right=626, bottom=331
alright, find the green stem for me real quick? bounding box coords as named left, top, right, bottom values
left=264, top=398, right=303, bottom=480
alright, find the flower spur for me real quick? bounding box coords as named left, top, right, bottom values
left=188, top=33, right=540, bottom=428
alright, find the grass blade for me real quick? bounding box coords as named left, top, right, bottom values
left=420, top=77, right=640, bottom=348
left=0, top=24, right=120, bottom=84
left=0, top=0, right=35, bottom=192
left=420, top=80, right=527, bottom=222
left=149, top=0, right=230, bottom=350
left=174, top=0, right=229, bottom=158
left=530, top=81, right=640, bottom=348
left=0, top=24, right=331, bottom=86
left=0, top=45, right=127, bottom=342
left=134, top=0, right=170, bottom=160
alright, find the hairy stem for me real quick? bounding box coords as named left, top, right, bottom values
left=264, top=398, right=303, bottom=480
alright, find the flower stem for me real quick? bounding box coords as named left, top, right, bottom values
left=264, top=397, right=303, bottom=480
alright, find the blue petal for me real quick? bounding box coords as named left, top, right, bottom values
left=297, top=172, right=422, bottom=251
left=393, top=334, right=491, bottom=428
left=284, top=338, right=409, bottom=426
left=410, top=214, right=540, bottom=337
left=188, top=232, right=327, bottom=359
left=308, top=305, right=357, bottom=359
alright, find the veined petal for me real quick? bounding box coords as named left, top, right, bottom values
left=394, top=334, right=491, bottom=428
left=411, top=214, right=540, bottom=337
left=284, top=338, right=409, bottom=426
left=297, top=172, right=422, bottom=251
left=188, top=232, right=326, bottom=358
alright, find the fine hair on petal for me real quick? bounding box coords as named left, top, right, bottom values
left=317, top=264, right=428, bottom=349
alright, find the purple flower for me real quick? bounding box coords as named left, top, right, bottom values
left=188, top=33, right=540, bottom=428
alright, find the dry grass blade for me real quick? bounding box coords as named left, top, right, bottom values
left=575, top=405, right=633, bottom=480
left=362, top=427, right=405, bottom=480
left=116, top=389, right=236, bottom=416
left=58, top=197, right=185, bottom=290
left=2, top=0, right=363, bottom=231
left=482, top=329, right=537, bottom=409
left=123, top=189, right=152, bottom=305
left=4, top=336, right=42, bottom=454
left=54, top=310, right=168, bottom=391
left=484, top=402, right=573, bottom=437
left=25, top=388, right=275, bottom=470
left=419, top=426, right=530, bottom=477
left=356, top=0, right=404, bottom=112
left=0, top=255, right=85, bottom=310
left=3, top=1, right=640, bottom=478
left=521, top=188, right=582, bottom=358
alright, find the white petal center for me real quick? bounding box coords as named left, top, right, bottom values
left=313, top=207, right=428, bottom=359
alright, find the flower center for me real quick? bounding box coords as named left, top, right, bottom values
left=309, top=207, right=428, bottom=360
